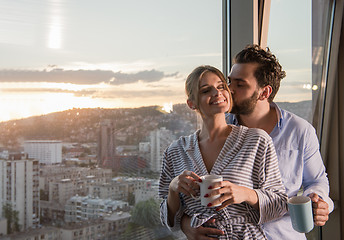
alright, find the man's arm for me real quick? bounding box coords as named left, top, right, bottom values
left=180, top=214, right=224, bottom=240
left=302, top=126, right=333, bottom=225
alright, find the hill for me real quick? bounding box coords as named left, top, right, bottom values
left=0, top=100, right=312, bottom=151
left=0, top=104, right=198, bottom=150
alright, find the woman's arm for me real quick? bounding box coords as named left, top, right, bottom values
left=159, top=149, right=201, bottom=228
left=166, top=182, right=182, bottom=225
left=167, top=171, right=201, bottom=225
left=253, top=137, right=288, bottom=224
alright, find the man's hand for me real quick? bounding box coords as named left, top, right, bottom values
left=309, top=193, right=330, bottom=226
left=180, top=214, right=224, bottom=240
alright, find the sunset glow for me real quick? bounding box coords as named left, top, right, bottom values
left=0, top=0, right=312, bottom=123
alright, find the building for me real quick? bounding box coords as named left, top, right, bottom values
left=40, top=201, right=65, bottom=225
left=149, top=127, right=175, bottom=173
left=0, top=154, right=39, bottom=231
left=0, top=226, right=61, bottom=240
left=89, top=182, right=129, bottom=202
left=134, top=180, right=159, bottom=204
left=48, top=179, right=86, bottom=204
left=89, top=177, right=150, bottom=203
left=0, top=218, right=6, bottom=236
left=61, top=212, right=131, bottom=240
left=64, top=195, right=129, bottom=223
left=98, top=120, right=116, bottom=168
left=138, top=142, right=150, bottom=153
left=24, top=140, right=62, bottom=164
left=40, top=166, right=112, bottom=204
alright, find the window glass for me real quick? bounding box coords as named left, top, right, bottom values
left=0, top=1, right=221, bottom=239
left=267, top=0, right=312, bottom=122
left=0, top=0, right=221, bottom=121
left=268, top=1, right=334, bottom=239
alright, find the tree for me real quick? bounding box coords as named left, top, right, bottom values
left=127, top=192, right=135, bottom=206
left=2, top=203, right=20, bottom=234
left=130, top=198, right=160, bottom=228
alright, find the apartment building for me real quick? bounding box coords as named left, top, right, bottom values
left=40, top=166, right=112, bottom=202
left=98, top=120, right=116, bottom=168
left=61, top=212, right=131, bottom=240
left=24, top=140, right=62, bottom=164
left=0, top=154, right=39, bottom=231
left=0, top=226, right=61, bottom=240
left=64, top=195, right=129, bottom=223
left=149, top=127, right=175, bottom=173
left=134, top=180, right=159, bottom=204
left=89, top=176, right=148, bottom=202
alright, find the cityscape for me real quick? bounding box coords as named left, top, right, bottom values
left=0, top=101, right=311, bottom=240
left=0, top=103, right=198, bottom=240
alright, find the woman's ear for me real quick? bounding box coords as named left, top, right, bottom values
left=187, top=99, right=196, bottom=110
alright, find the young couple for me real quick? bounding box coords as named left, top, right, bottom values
left=159, top=45, right=332, bottom=239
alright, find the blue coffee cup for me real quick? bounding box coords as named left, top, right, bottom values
left=288, top=196, right=314, bottom=233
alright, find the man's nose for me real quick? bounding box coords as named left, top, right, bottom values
left=228, top=84, right=234, bottom=94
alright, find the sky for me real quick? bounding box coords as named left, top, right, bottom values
left=0, top=0, right=311, bottom=122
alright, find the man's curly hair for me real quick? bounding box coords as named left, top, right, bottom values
left=234, top=44, right=286, bottom=102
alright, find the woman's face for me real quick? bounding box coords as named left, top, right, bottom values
left=197, top=71, right=230, bottom=117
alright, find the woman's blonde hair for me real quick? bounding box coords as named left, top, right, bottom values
left=185, top=65, right=232, bottom=112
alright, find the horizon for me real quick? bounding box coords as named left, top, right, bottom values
left=0, top=100, right=312, bottom=124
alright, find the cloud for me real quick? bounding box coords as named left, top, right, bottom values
left=1, top=87, right=97, bottom=97
left=0, top=68, right=178, bottom=85
left=110, top=70, right=179, bottom=85
left=1, top=85, right=183, bottom=99
left=93, top=89, right=183, bottom=99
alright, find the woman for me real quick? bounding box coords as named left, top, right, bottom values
left=159, top=65, right=288, bottom=239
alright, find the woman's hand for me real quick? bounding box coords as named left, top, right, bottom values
left=205, top=180, right=258, bottom=210
left=169, top=170, right=201, bottom=197
left=167, top=170, right=202, bottom=226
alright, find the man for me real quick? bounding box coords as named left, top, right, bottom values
left=180, top=45, right=333, bottom=239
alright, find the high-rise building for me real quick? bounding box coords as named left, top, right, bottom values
left=149, top=127, right=175, bottom=173
left=98, top=120, right=116, bottom=168
left=24, top=140, right=62, bottom=164
left=0, top=154, right=40, bottom=231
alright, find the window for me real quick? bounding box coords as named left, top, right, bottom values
left=267, top=0, right=313, bottom=122
left=0, top=0, right=221, bottom=239
left=267, top=0, right=335, bottom=239
left=267, top=0, right=334, bottom=127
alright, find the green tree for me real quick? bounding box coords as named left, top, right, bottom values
left=130, top=198, right=160, bottom=228
left=127, top=192, right=135, bottom=206
left=2, top=203, right=20, bottom=234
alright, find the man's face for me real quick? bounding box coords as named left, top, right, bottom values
left=228, top=63, right=260, bottom=115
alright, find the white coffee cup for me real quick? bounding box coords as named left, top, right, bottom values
left=288, top=196, right=314, bottom=233
left=193, top=175, right=223, bottom=207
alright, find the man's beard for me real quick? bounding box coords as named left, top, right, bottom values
left=230, top=90, right=259, bottom=115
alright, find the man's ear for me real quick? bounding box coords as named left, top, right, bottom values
left=259, top=85, right=272, bottom=100
left=187, top=99, right=196, bottom=110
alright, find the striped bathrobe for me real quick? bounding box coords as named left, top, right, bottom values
left=159, top=125, right=288, bottom=240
